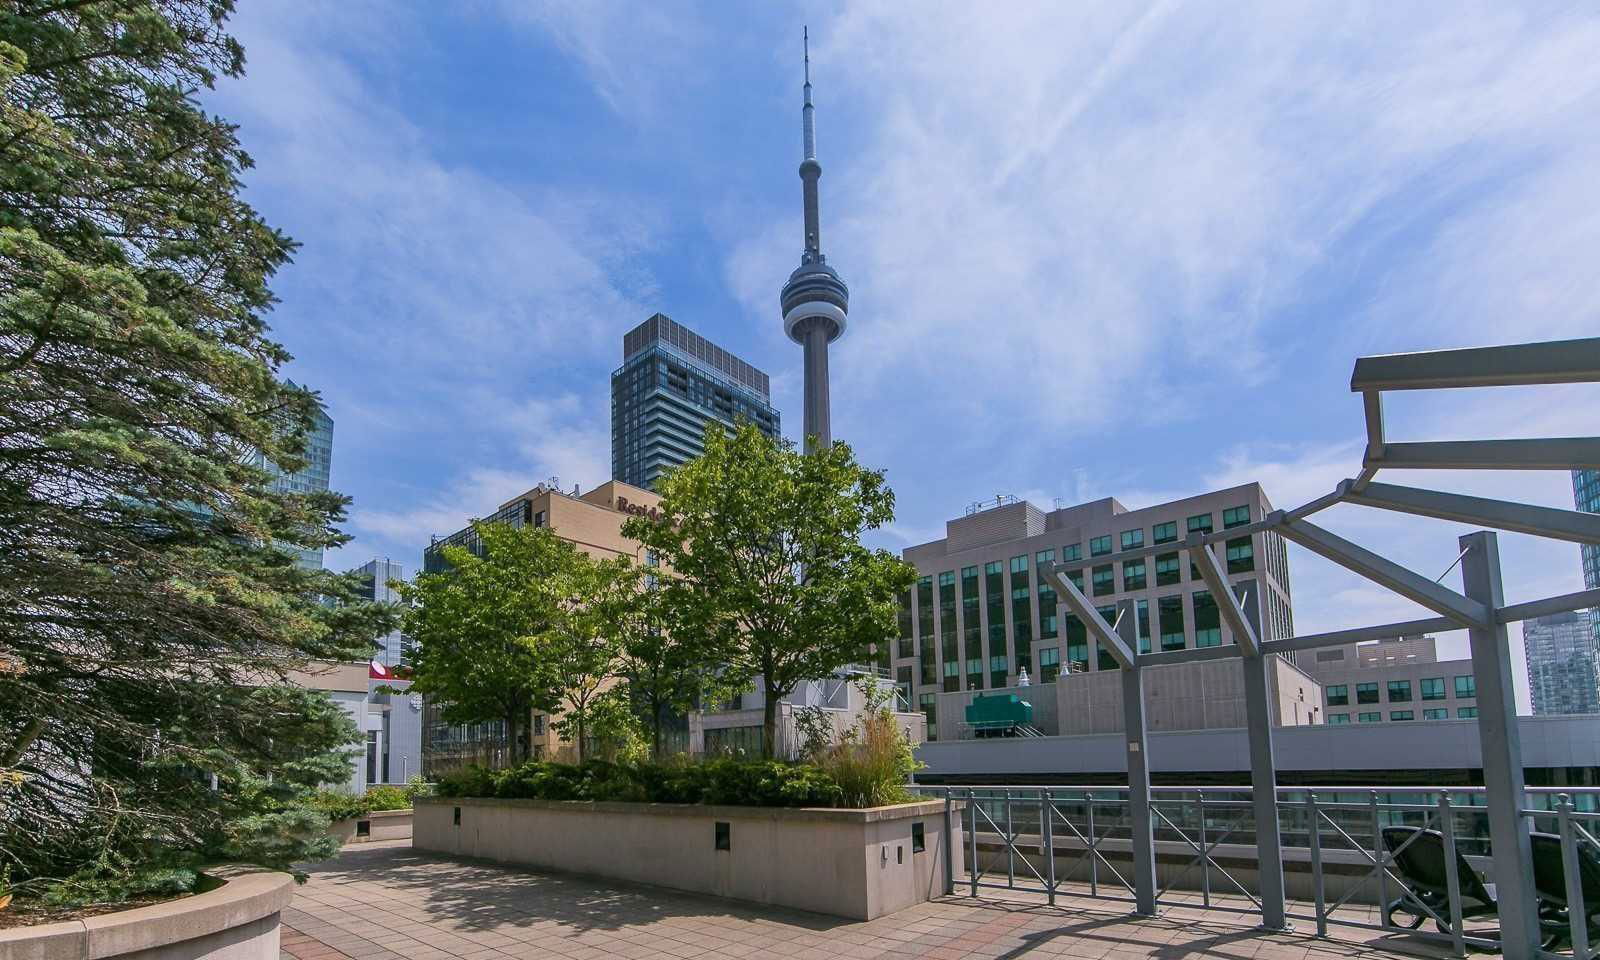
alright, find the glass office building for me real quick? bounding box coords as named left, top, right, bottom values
left=1523, top=610, right=1600, bottom=716
left=261, top=387, right=333, bottom=569
left=611, top=314, right=779, bottom=491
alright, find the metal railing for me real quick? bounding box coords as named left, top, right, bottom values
left=911, top=783, right=1600, bottom=958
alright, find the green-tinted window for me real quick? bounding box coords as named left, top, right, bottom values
left=1039, top=646, right=1061, bottom=684
left=1064, top=615, right=1088, bottom=671
left=985, top=562, right=1005, bottom=679
left=1158, top=595, right=1185, bottom=651
left=1328, top=713, right=1351, bottom=725
left=1096, top=605, right=1119, bottom=670
left=1153, top=521, right=1178, bottom=544
left=1423, top=708, right=1448, bottom=720
left=1135, top=599, right=1151, bottom=654
left=1223, top=505, right=1251, bottom=529
left=1089, top=535, right=1112, bottom=557
left=1064, top=568, right=1084, bottom=592
left=990, top=654, right=1008, bottom=689
left=1193, top=591, right=1221, bottom=647
left=1122, top=558, right=1146, bottom=591
left=897, top=590, right=913, bottom=659
left=1035, top=550, right=1057, bottom=639
left=1390, top=710, right=1414, bottom=721
left=1091, top=564, right=1115, bottom=597
left=1388, top=680, right=1412, bottom=703
left=961, top=566, right=982, bottom=671
left=938, top=571, right=958, bottom=687
left=966, top=657, right=983, bottom=691
left=1010, top=556, right=1032, bottom=675
left=1120, top=528, right=1144, bottom=551
left=1155, top=552, right=1181, bottom=587
left=916, top=576, right=933, bottom=642
left=1356, top=682, right=1379, bottom=704
left=1187, top=513, right=1214, bottom=536
left=1358, top=712, right=1382, bottom=724
left=1454, top=675, right=1476, bottom=699
left=896, top=666, right=913, bottom=711
left=1063, top=543, right=1082, bottom=562
left=1420, top=677, right=1445, bottom=701
left=1225, top=537, right=1254, bottom=574
left=1326, top=684, right=1348, bottom=706
left=1458, top=707, right=1478, bottom=719
left=919, top=693, right=937, bottom=738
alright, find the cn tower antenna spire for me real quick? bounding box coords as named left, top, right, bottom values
left=779, top=26, right=849, bottom=453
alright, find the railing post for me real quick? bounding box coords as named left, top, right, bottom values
left=1004, top=789, right=1015, bottom=888
left=968, top=788, right=979, bottom=897
left=1242, top=650, right=1288, bottom=930
left=1306, top=792, right=1326, bottom=938
left=1372, top=790, right=1388, bottom=927
left=1087, top=790, right=1098, bottom=897
left=1558, top=793, right=1589, bottom=960
left=1460, top=531, right=1538, bottom=960
left=943, top=789, right=955, bottom=896
left=1438, top=791, right=1466, bottom=958
left=1118, top=600, right=1158, bottom=917
left=1041, top=788, right=1056, bottom=906
left=1198, top=791, right=1211, bottom=908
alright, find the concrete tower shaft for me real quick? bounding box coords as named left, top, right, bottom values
left=780, top=27, right=849, bottom=453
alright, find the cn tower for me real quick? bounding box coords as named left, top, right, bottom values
left=780, top=28, right=849, bottom=454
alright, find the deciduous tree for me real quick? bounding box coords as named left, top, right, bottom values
left=623, top=425, right=917, bottom=757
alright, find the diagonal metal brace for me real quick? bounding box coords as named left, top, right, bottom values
left=1277, top=518, right=1492, bottom=629
left=1342, top=479, right=1600, bottom=545
left=1040, top=562, right=1135, bottom=668
left=1187, top=536, right=1258, bottom=656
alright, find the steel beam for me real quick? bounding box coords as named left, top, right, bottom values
left=1362, top=391, right=1385, bottom=462
left=1242, top=649, right=1286, bottom=929
left=1459, top=532, right=1539, bottom=959
left=1367, top=437, right=1600, bottom=471
left=1117, top=599, right=1157, bottom=916
left=1277, top=518, right=1491, bottom=628
left=1261, top=614, right=1457, bottom=656
left=1188, top=537, right=1258, bottom=655
left=1344, top=480, right=1600, bottom=545
left=1043, top=565, right=1135, bottom=668
left=1497, top=587, right=1600, bottom=626
left=1349, top=337, right=1600, bottom=391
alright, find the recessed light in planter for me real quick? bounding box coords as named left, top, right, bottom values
left=715, top=821, right=730, bottom=851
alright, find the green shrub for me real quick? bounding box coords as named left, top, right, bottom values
left=432, top=757, right=847, bottom=808
left=363, top=786, right=411, bottom=811
left=309, top=789, right=370, bottom=822
left=808, top=681, right=923, bottom=808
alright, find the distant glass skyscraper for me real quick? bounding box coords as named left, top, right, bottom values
left=263, top=387, right=333, bottom=568
left=1523, top=610, right=1600, bottom=716
left=611, top=314, right=779, bottom=490
left=1578, top=469, right=1599, bottom=595
left=352, top=558, right=406, bottom=666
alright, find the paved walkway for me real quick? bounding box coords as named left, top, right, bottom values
left=281, top=841, right=1447, bottom=960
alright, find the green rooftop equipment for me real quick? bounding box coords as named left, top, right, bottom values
left=964, top=693, right=1034, bottom=738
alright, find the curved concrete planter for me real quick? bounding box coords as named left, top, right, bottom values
left=416, top=796, right=960, bottom=920
left=0, top=871, right=293, bottom=960
left=328, top=808, right=412, bottom=845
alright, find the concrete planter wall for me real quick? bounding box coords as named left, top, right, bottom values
left=415, top=796, right=959, bottom=920
left=328, top=808, right=413, bottom=845
left=0, top=871, right=293, bottom=960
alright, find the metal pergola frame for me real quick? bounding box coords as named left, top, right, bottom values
left=1036, top=336, right=1600, bottom=958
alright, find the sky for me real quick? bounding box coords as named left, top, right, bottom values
left=207, top=2, right=1600, bottom=711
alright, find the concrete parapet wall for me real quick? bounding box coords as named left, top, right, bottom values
left=414, top=796, right=960, bottom=920
left=0, top=871, right=293, bottom=960
left=329, top=808, right=413, bottom=845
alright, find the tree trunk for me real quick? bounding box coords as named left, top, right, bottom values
left=650, top=703, right=663, bottom=761
left=574, top=710, right=585, bottom=763
left=762, top=688, right=779, bottom=760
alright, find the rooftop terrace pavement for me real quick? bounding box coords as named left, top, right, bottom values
left=282, top=841, right=1452, bottom=960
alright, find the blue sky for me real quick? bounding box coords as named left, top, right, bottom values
left=209, top=3, right=1600, bottom=707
